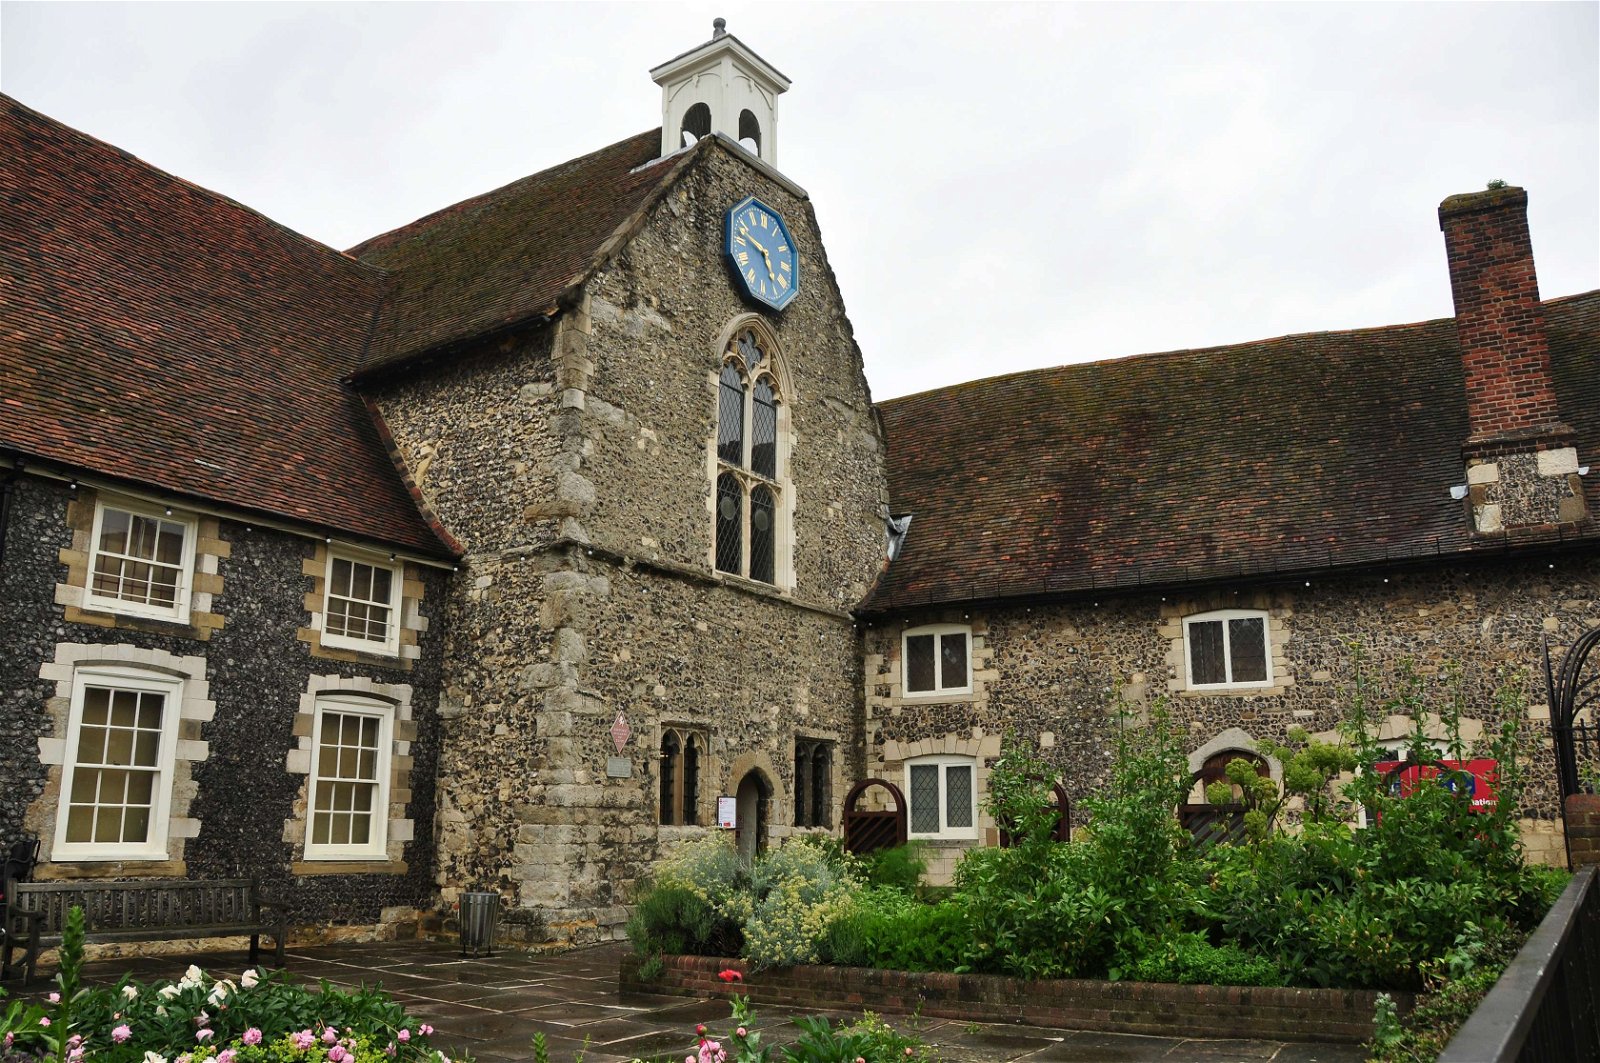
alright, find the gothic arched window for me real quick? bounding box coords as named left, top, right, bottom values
left=714, top=326, right=787, bottom=586
left=660, top=727, right=704, bottom=826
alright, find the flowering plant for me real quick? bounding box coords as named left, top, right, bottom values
left=0, top=906, right=462, bottom=1063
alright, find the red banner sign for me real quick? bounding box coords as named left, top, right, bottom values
left=1373, top=758, right=1499, bottom=812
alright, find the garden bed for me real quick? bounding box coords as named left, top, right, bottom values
left=619, top=952, right=1410, bottom=1044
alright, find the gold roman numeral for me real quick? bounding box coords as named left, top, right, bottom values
left=736, top=251, right=749, bottom=265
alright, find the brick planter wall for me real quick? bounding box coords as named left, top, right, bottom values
left=1566, top=793, right=1600, bottom=868
left=620, top=953, right=1409, bottom=1044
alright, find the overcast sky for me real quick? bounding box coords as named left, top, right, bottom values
left=2, top=2, right=1595, bottom=401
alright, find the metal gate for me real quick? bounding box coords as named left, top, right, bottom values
left=1545, top=626, right=1600, bottom=798
left=841, top=778, right=907, bottom=856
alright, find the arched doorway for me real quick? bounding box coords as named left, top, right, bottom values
left=734, top=769, right=771, bottom=859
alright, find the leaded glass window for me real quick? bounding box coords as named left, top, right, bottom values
left=906, top=756, right=978, bottom=839
left=715, top=473, right=743, bottom=575
left=712, top=327, right=786, bottom=586
left=752, top=379, right=777, bottom=478
left=1183, top=611, right=1272, bottom=689
left=718, top=365, right=745, bottom=465
left=749, top=485, right=775, bottom=584
left=660, top=727, right=705, bottom=825
left=902, top=625, right=972, bottom=696
left=908, top=764, right=940, bottom=834
left=794, top=738, right=832, bottom=828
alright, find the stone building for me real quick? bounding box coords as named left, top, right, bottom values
left=1, top=22, right=1596, bottom=944
left=860, top=186, right=1598, bottom=879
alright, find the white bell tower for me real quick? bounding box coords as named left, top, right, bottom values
left=651, top=18, right=791, bottom=167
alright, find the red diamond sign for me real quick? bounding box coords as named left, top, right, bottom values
left=611, top=712, right=631, bottom=753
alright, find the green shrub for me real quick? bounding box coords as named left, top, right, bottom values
left=1122, top=931, right=1285, bottom=987
left=626, top=880, right=738, bottom=957
left=862, top=843, right=927, bottom=894
left=824, top=889, right=972, bottom=972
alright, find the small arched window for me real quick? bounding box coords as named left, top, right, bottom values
left=713, top=327, right=787, bottom=586
left=738, top=109, right=762, bottom=157
left=681, top=102, right=712, bottom=148
left=660, top=727, right=704, bottom=825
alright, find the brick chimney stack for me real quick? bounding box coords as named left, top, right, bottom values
left=1439, top=186, right=1585, bottom=532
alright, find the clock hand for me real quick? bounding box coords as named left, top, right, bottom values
left=739, top=226, right=778, bottom=279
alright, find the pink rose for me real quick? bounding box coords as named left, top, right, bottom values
left=737, top=1028, right=747, bottom=1037
left=113, top=1025, right=133, bottom=1043
left=328, top=1048, right=350, bottom=1063
left=293, top=1030, right=315, bottom=1050
left=39, top=1017, right=50, bottom=1027
left=322, top=1027, right=339, bottom=1044
left=47, top=992, right=60, bottom=1004
left=398, top=1029, right=411, bottom=1043
left=218, top=1052, right=237, bottom=1063
left=196, top=1028, right=214, bottom=1042
left=243, top=1028, right=262, bottom=1045
left=419, top=1024, right=434, bottom=1036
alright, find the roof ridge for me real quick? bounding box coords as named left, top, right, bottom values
left=878, top=313, right=1466, bottom=408
left=347, top=128, right=663, bottom=257
left=1, top=93, right=388, bottom=282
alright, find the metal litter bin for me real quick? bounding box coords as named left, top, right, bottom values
left=459, top=891, right=500, bottom=957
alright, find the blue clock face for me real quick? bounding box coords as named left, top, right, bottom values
left=724, top=197, right=798, bottom=311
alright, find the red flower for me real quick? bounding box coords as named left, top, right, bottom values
left=717, top=968, right=743, bottom=983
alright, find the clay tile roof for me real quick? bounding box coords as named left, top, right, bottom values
left=349, top=129, right=678, bottom=371
left=0, top=94, right=451, bottom=555
left=865, top=292, right=1600, bottom=613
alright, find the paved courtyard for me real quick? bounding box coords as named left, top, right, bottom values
left=19, top=939, right=1369, bottom=1062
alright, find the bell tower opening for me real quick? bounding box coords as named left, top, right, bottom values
left=651, top=18, right=792, bottom=168
left=681, top=102, right=712, bottom=148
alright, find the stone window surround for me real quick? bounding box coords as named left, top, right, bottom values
left=792, top=735, right=837, bottom=829
left=29, top=643, right=215, bottom=878
left=706, top=314, right=797, bottom=592
left=304, top=694, right=395, bottom=861
left=55, top=488, right=228, bottom=641
left=1181, top=608, right=1275, bottom=691
left=298, top=541, right=427, bottom=669
left=872, top=616, right=995, bottom=708
left=284, top=674, right=416, bottom=875
left=900, top=623, right=974, bottom=699
left=1161, top=595, right=1294, bottom=698
left=659, top=724, right=709, bottom=827
left=320, top=550, right=404, bottom=656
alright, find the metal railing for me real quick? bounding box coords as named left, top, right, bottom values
left=1439, top=866, right=1600, bottom=1062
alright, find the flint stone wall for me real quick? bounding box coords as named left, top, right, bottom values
left=866, top=553, right=1599, bottom=876
left=0, top=475, right=447, bottom=929
left=374, top=142, right=887, bottom=942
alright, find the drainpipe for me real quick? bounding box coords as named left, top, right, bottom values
left=0, top=457, right=24, bottom=570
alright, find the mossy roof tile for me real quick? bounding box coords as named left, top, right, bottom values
left=0, top=94, right=451, bottom=554
left=866, top=293, right=1600, bottom=612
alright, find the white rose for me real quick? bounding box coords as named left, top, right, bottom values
left=121, top=985, right=139, bottom=1001
left=155, top=1006, right=167, bottom=1017
left=143, top=1053, right=168, bottom=1063
left=184, top=965, right=204, bottom=983
left=240, top=969, right=259, bottom=989
left=158, top=985, right=181, bottom=1000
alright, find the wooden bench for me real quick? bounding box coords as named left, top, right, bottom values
left=1, top=878, right=287, bottom=985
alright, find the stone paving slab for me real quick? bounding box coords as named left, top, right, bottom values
left=6, top=939, right=1371, bottom=1062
